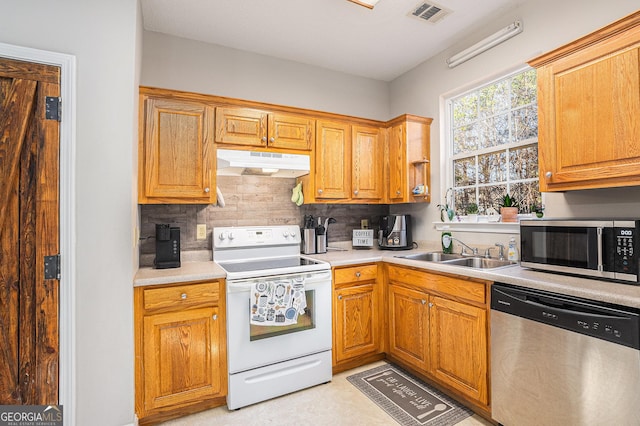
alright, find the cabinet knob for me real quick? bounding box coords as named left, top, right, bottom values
left=355, top=272, right=361, bottom=278
left=181, top=293, right=187, bottom=299
left=354, top=190, right=359, bottom=195
left=545, top=171, right=553, bottom=179
left=212, top=314, right=218, bottom=320
left=338, top=295, right=343, bottom=300
left=269, top=137, right=275, bottom=143
left=428, top=302, right=434, bottom=308
left=318, top=189, right=323, bottom=194
left=421, top=299, right=426, bottom=305
left=204, top=187, right=210, bottom=193
left=396, top=190, right=401, bottom=195
left=262, top=136, right=267, bottom=142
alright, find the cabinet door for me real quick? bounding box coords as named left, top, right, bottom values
left=141, top=98, right=215, bottom=203
left=315, top=120, right=351, bottom=199
left=215, top=106, right=268, bottom=147
left=334, top=283, right=380, bottom=363
left=352, top=126, right=383, bottom=200
left=143, top=307, right=224, bottom=411
left=268, top=113, right=314, bottom=151
left=538, top=39, right=640, bottom=191
left=429, top=296, right=488, bottom=405
left=387, top=283, right=429, bottom=372
left=387, top=122, right=407, bottom=201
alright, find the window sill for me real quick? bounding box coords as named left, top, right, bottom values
left=433, top=221, right=520, bottom=234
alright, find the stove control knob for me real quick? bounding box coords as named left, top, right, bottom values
left=227, top=232, right=235, bottom=240
left=283, top=230, right=290, bottom=237
left=218, top=232, right=228, bottom=241
left=289, top=230, right=296, bottom=238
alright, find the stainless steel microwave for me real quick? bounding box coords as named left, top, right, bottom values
left=520, top=219, right=640, bottom=284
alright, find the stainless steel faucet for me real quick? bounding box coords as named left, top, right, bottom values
left=495, top=243, right=506, bottom=260
left=450, top=237, right=478, bottom=256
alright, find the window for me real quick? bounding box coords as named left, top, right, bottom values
left=447, top=68, right=540, bottom=215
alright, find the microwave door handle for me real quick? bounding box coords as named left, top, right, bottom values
left=597, top=227, right=604, bottom=272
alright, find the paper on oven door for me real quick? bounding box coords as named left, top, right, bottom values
left=250, top=278, right=306, bottom=326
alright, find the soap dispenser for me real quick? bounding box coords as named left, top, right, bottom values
left=507, top=237, right=518, bottom=261
left=442, top=230, right=452, bottom=254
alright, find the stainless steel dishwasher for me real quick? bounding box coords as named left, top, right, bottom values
left=491, top=283, right=640, bottom=426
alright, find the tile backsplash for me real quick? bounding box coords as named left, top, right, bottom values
left=139, top=176, right=389, bottom=259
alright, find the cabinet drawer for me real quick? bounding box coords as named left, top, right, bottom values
left=143, top=282, right=219, bottom=312
left=334, top=264, right=377, bottom=285
left=387, top=265, right=486, bottom=304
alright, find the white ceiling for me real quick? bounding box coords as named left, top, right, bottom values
left=140, top=0, right=525, bottom=82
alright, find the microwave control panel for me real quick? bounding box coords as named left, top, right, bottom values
left=614, top=222, right=638, bottom=275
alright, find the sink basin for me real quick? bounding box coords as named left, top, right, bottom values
left=395, top=252, right=464, bottom=262
left=442, top=257, right=517, bottom=269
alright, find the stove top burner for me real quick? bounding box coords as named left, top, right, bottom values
left=217, top=257, right=324, bottom=274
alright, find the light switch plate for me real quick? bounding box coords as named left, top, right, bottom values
left=196, top=224, right=207, bottom=240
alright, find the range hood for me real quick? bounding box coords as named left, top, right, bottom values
left=216, top=148, right=310, bottom=178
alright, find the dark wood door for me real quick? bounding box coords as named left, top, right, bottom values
left=0, top=57, right=60, bottom=404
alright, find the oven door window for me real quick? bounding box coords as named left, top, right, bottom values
left=521, top=226, right=599, bottom=269
left=250, top=289, right=315, bottom=341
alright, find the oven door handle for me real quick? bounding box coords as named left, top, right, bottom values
left=597, top=227, right=603, bottom=272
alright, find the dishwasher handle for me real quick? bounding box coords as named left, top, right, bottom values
left=491, top=283, right=640, bottom=349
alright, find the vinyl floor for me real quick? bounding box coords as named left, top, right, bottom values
left=160, top=361, right=494, bottom=426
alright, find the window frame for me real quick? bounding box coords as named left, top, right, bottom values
left=441, top=65, right=540, bottom=221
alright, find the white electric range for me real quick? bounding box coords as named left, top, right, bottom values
left=213, top=225, right=332, bottom=410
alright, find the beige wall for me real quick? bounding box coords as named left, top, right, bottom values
left=389, top=0, right=640, bottom=244
left=142, top=31, right=390, bottom=121
left=0, top=1, right=140, bottom=425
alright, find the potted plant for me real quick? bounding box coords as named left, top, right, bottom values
left=531, top=202, right=545, bottom=218
left=466, top=202, right=479, bottom=222
left=437, top=188, right=455, bottom=222
left=500, top=194, right=519, bottom=222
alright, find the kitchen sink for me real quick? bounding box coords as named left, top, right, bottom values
left=395, top=251, right=517, bottom=269
left=395, top=252, right=464, bottom=262
left=441, top=257, right=517, bottom=269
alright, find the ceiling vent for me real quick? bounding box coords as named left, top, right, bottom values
left=410, top=2, right=451, bottom=23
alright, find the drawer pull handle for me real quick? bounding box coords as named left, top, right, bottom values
left=212, top=314, right=218, bottom=320
left=428, top=302, right=433, bottom=308
left=338, top=295, right=343, bottom=300
left=421, top=299, right=426, bottom=305
left=181, top=293, right=187, bottom=299
left=545, top=171, right=553, bottom=179
left=355, top=272, right=361, bottom=278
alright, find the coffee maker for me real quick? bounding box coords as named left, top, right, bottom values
left=378, top=215, right=412, bottom=250
left=154, top=224, right=181, bottom=269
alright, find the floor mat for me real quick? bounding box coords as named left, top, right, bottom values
left=347, top=363, right=473, bottom=426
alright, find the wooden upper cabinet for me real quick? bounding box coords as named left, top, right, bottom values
left=215, top=106, right=314, bottom=151
left=314, top=120, right=351, bottom=199
left=385, top=115, right=432, bottom=203
left=139, top=97, right=215, bottom=204
left=268, top=113, right=315, bottom=151
left=529, top=11, right=640, bottom=191
left=215, top=107, right=267, bottom=147
left=352, top=126, right=383, bottom=200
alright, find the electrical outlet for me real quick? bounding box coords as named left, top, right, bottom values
left=196, top=224, right=207, bottom=240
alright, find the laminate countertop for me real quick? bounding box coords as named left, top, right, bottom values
left=134, top=245, right=640, bottom=309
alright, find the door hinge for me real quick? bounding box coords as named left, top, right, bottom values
left=45, top=96, right=61, bottom=121
left=44, top=254, right=61, bottom=280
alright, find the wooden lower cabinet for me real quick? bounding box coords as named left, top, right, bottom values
left=135, top=280, right=227, bottom=425
left=429, top=296, right=488, bottom=405
left=333, top=264, right=384, bottom=372
left=388, top=283, right=430, bottom=371
left=385, top=265, right=490, bottom=411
